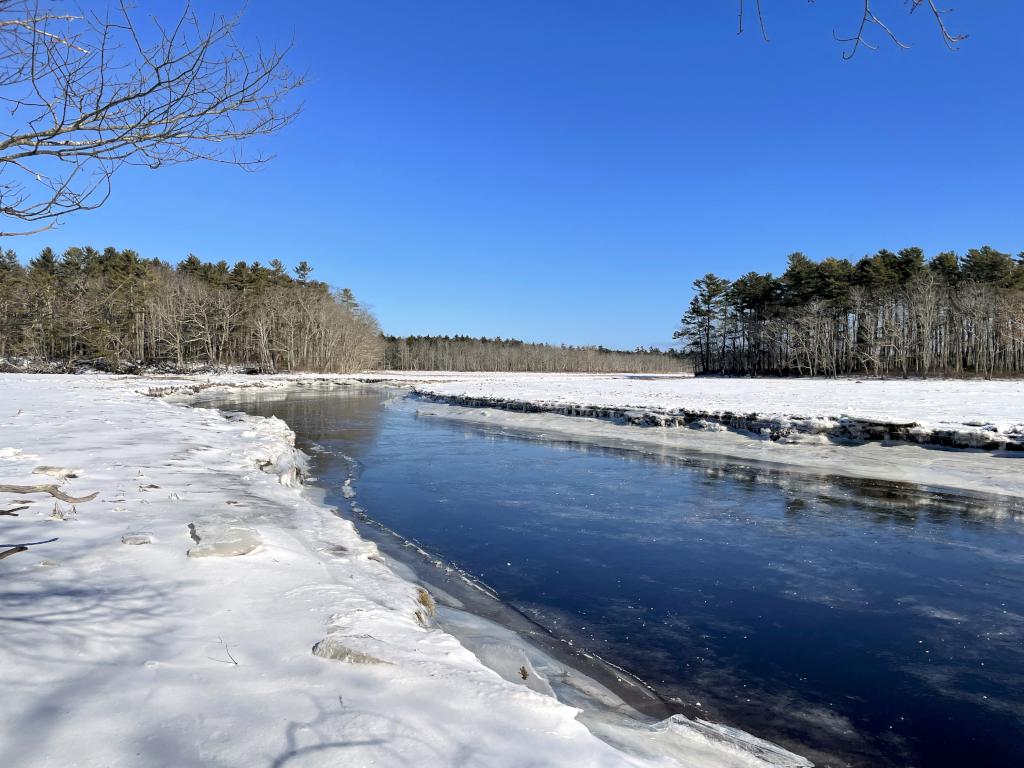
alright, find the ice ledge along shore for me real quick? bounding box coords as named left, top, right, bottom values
left=351, top=373, right=1024, bottom=453
left=0, top=372, right=810, bottom=768
left=412, top=390, right=1024, bottom=451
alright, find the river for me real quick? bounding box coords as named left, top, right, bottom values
left=200, top=384, right=1024, bottom=768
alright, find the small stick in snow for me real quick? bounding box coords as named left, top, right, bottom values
left=0, top=505, right=28, bottom=516
left=0, top=484, right=99, bottom=504
left=207, top=636, right=239, bottom=666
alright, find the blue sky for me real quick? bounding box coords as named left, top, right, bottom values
left=4, top=2, right=1022, bottom=348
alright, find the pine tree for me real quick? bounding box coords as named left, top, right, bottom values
left=675, top=273, right=731, bottom=373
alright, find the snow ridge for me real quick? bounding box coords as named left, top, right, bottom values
left=412, top=390, right=1024, bottom=452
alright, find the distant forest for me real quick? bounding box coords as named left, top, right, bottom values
left=678, top=246, right=1024, bottom=377
left=383, top=335, right=689, bottom=373
left=0, top=246, right=689, bottom=374
left=0, top=248, right=383, bottom=372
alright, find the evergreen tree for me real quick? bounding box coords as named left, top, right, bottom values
left=675, top=273, right=731, bottom=373
left=962, top=246, right=1016, bottom=286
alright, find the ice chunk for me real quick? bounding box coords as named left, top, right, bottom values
left=121, top=532, right=154, bottom=545
left=187, top=519, right=261, bottom=557
left=33, top=465, right=83, bottom=480
left=311, top=636, right=388, bottom=665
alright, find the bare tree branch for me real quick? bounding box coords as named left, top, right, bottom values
left=738, top=1, right=967, bottom=58
left=0, top=482, right=98, bottom=502
left=0, top=0, right=303, bottom=233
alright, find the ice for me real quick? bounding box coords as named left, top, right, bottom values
left=32, top=465, right=83, bottom=480
left=311, top=636, right=390, bottom=665
left=471, top=641, right=555, bottom=697
left=187, top=519, right=263, bottom=557
left=121, top=532, right=154, bottom=545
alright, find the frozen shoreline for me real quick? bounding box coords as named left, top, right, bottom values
left=0, top=373, right=811, bottom=768
left=351, top=372, right=1024, bottom=453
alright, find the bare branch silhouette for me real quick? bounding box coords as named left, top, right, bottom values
left=738, top=1, right=967, bottom=58
left=0, top=0, right=302, bottom=234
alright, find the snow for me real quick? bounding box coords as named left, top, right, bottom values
left=0, top=372, right=807, bottom=768
left=138, top=369, right=1024, bottom=441
left=355, top=372, right=1024, bottom=436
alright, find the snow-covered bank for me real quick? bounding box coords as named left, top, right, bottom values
left=0, top=373, right=807, bottom=768
left=368, top=373, right=1024, bottom=452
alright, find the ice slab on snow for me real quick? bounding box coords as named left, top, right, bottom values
left=121, top=532, right=154, bottom=545
left=311, top=636, right=389, bottom=665
left=187, top=518, right=262, bottom=557
left=32, top=465, right=83, bottom=480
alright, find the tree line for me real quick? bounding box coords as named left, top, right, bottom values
left=0, top=245, right=692, bottom=375
left=677, top=246, right=1024, bottom=377
left=384, top=335, right=690, bottom=373
left=0, top=247, right=383, bottom=372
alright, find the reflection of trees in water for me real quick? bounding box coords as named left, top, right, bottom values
left=202, top=386, right=391, bottom=465
left=418, top=416, right=1024, bottom=523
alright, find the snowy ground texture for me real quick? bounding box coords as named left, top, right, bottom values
left=0, top=373, right=809, bottom=768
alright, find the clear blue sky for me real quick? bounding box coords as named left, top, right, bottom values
left=4, top=2, right=1022, bottom=348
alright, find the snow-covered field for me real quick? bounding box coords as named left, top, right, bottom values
left=0, top=373, right=811, bottom=768
left=367, top=372, right=1024, bottom=435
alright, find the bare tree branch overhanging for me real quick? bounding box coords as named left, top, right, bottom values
left=738, top=0, right=968, bottom=58
left=0, top=1, right=303, bottom=235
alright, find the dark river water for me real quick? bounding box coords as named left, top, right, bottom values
left=203, top=385, right=1024, bottom=768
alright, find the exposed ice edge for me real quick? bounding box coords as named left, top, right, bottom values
left=659, top=718, right=812, bottom=768
left=187, top=519, right=262, bottom=557
left=413, top=390, right=1024, bottom=452
left=161, top=382, right=816, bottom=768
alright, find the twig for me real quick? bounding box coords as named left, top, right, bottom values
left=207, top=636, right=238, bottom=665
left=1, top=505, right=29, bottom=516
